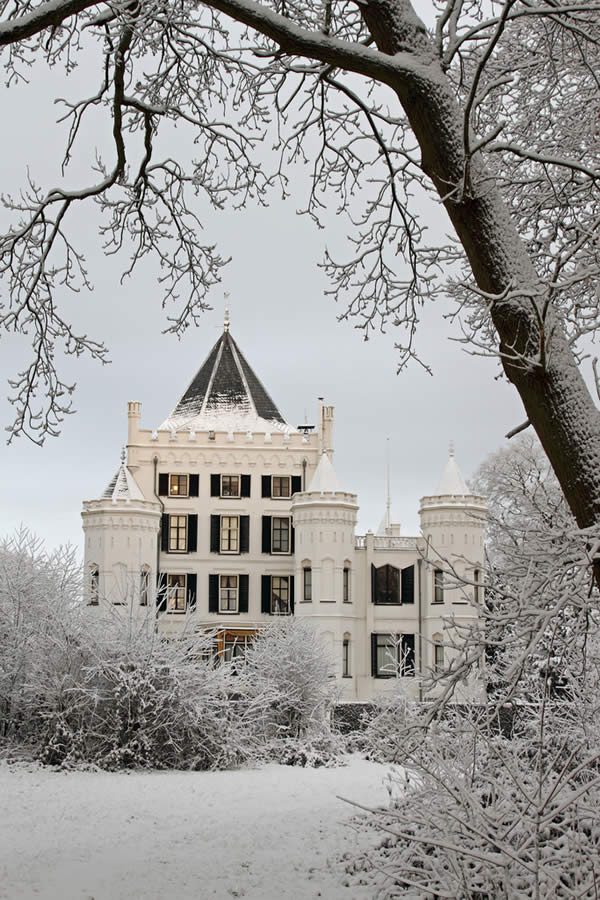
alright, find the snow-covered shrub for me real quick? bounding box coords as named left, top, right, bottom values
left=241, top=619, right=343, bottom=763
left=0, top=530, right=262, bottom=769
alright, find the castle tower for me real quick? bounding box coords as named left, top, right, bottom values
left=81, top=451, right=161, bottom=611
left=291, top=453, right=359, bottom=693
left=419, top=444, right=487, bottom=693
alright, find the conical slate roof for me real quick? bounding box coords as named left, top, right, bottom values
left=308, top=452, right=341, bottom=492
left=435, top=446, right=468, bottom=495
left=101, top=460, right=145, bottom=502
left=159, top=329, right=293, bottom=434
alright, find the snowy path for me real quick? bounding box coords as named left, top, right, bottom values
left=0, top=758, right=392, bottom=900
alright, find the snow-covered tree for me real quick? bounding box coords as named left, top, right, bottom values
left=2, top=0, right=600, bottom=545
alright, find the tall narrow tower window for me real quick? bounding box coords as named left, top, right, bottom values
left=88, top=565, right=99, bottom=606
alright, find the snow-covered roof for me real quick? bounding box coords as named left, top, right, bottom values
left=308, top=453, right=341, bottom=492
left=101, top=462, right=145, bottom=503
left=158, top=328, right=294, bottom=434
left=434, top=445, right=468, bottom=495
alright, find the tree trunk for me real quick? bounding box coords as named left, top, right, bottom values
left=361, top=0, right=600, bottom=532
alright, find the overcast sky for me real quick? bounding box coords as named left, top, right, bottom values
left=0, top=41, right=527, bottom=554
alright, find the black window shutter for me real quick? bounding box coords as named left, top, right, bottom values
left=261, top=575, right=271, bottom=614
left=401, top=565, right=415, bottom=604
left=291, top=475, right=302, bottom=495
left=210, top=515, right=220, bottom=553
left=240, top=516, right=250, bottom=553
left=241, top=475, right=251, bottom=498
left=402, top=634, right=415, bottom=676
left=208, top=574, right=219, bottom=613
left=161, top=514, right=169, bottom=552
left=188, top=515, right=198, bottom=553
left=210, top=474, right=220, bottom=497
left=187, top=573, right=197, bottom=611
left=261, top=475, right=271, bottom=498
left=158, top=473, right=169, bottom=496
left=156, top=572, right=167, bottom=613
left=290, top=575, right=295, bottom=614
left=239, top=574, right=249, bottom=613
left=189, top=474, right=199, bottom=497
left=262, top=516, right=272, bottom=554
left=371, top=564, right=377, bottom=604
left=371, top=634, right=378, bottom=677
left=291, top=524, right=295, bottom=554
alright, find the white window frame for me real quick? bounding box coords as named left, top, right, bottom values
left=167, top=574, right=187, bottom=613
left=272, top=516, right=291, bottom=555
left=220, top=474, right=240, bottom=498
left=169, top=473, right=189, bottom=497
left=272, top=475, right=291, bottom=498
left=219, top=574, right=239, bottom=613
left=434, top=642, right=445, bottom=674
left=271, top=575, right=290, bottom=615
left=303, top=567, right=312, bottom=602
left=220, top=515, right=240, bottom=554
left=169, top=515, right=188, bottom=553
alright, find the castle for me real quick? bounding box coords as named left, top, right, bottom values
left=82, top=320, right=486, bottom=700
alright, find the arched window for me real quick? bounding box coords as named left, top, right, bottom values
left=301, top=560, right=312, bottom=602
left=343, top=561, right=352, bottom=603
left=371, top=564, right=400, bottom=605
left=432, top=633, right=444, bottom=673
left=342, top=633, right=351, bottom=677
left=139, top=566, right=151, bottom=606
left=88, top=565, right=99, bottom=606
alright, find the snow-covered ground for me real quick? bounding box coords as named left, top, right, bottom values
left=0, top=757, right=395, bottom=900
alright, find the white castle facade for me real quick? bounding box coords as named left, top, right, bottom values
left=82, top=323, right=486, bottom=701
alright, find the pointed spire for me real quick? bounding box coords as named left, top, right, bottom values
left=101, top=452, right=145, bottom=502
left=434, top=445, right=468, bottom=495
left=158, top=329, right=293, bottom=434
left=224, top=294, right=230, bottom=333
left=308, top=452, right=341, bottom=493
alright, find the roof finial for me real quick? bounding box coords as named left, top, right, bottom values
left=449, top=440, right=455, bottom=458
left=224, top=293, right=230, bottom=333
left=385, top=437, right=391, bottom=532
left=120, top=445, right=126, bottom=465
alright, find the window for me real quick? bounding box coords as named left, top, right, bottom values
left=372, top=564, right=400, bottom=604
left=272, top=517, right=291, bottom=554
left=221, top=516, right=239, bottom=553
left=261, top=475, right=301, bottom=498
left=88, top=565, right=99, bottom=606
left=169, top=474, right=188, bottom=497
left=222, top=632, right=253, bottom=663
left=139, top=566, right=150, bottom=606
left=272, top=576, right=290, bottom=614
left=272, top=475, right=291, bottom=498
left=303, top=567, right=312, bottom=602
left=167, top=574, right=186, bottom=612
left=371, top=634, right=415, bottom=678
left=343, top=567, right=350, bottom=603
left=474, top=568, right=481, bottom=604
left=169, top=515, right=188, bottom=552
left=343, top=637, right=351, bottom=677
left=433, top=569, right=444, bottom=604
left=434, top=641, right=445, bottom=674
left=219, top=575, right=239, bottom=613
left=221, top=475, right=240, bottom=498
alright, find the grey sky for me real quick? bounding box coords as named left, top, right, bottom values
left=0, top=44, right=526, bottom=553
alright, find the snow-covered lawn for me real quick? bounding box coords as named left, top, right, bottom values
left=0, top=757, right=393, bottom=899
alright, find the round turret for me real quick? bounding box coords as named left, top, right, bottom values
left=81, top=451, right=161, bottom=613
